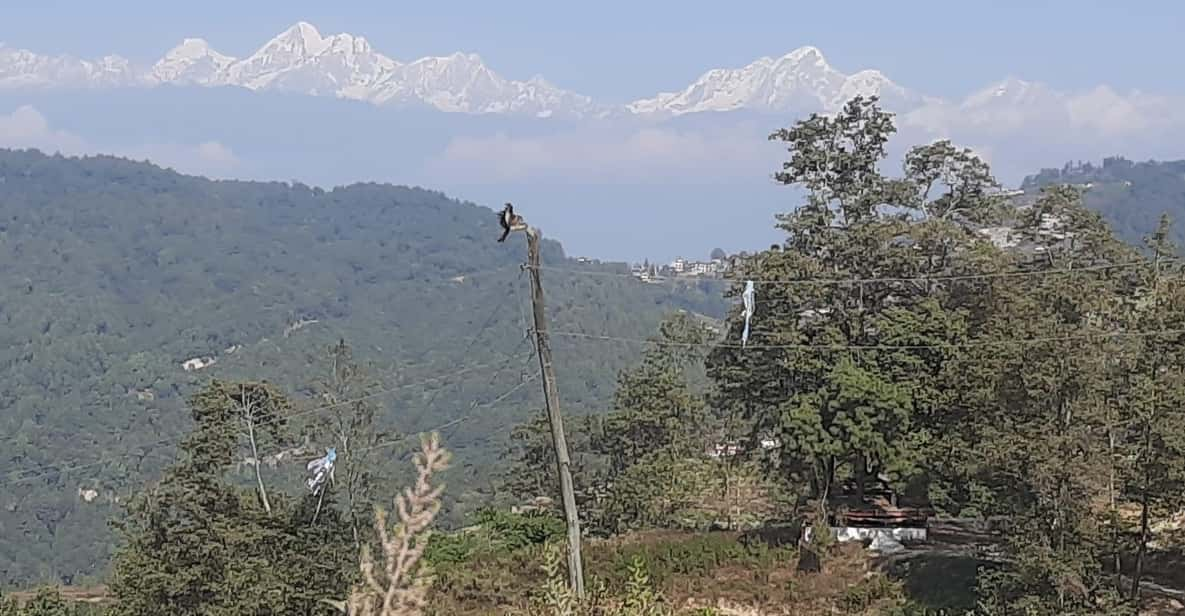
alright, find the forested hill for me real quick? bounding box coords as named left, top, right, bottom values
left=1022, top=156, right=1185, bottom=250
left=0, top=148, right=727, bottom=585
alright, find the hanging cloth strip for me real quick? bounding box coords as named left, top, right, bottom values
left=305, top=447, right=337, bottom=495
left=741, top=280, right=755, bottom=347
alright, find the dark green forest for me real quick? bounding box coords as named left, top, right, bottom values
left=0, top=149, right=726, bottom=586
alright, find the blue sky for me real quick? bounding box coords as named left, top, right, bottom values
left=5, top=0, right=1185, bottom=102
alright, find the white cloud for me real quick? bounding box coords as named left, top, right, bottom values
left=0, top=104, right=240, bottom=177
left=1066, top=87, right=1140, bottom=135
left=121, top=140, right=240, bottom=177
left=0, top=105, right=88, bottom=153
left=901, top=83, right=1185, bottom=142
left=888, top=83, right=1185, bottom=183
left=195, top=141, right=238, bottom=166
left=423, top=124, right=775, bottom=184
left=423, top=76, right=1185, bottom=189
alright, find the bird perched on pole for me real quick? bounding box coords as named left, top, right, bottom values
left=498, top=202, right=527, bottom=242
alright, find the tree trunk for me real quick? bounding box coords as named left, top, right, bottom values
left=246, top=415, right=272, bottom=515
left=1109, top=426, right=1122, bottom=588
left=855, top=453, right=866, bottom=503
left=1132, top=470, right=1152, bottom=600
left=340, top=430, right=361, bottom=551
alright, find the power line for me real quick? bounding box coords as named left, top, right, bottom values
left=352, top=369, right=541, bottom=459
left=548, top=328, right=1185, bottom=352
left=2, top=351, right=535, bottom=488
left=11, top=256, right=1173, bottom=487
left=414, top=269, right=527, bottom=415
left=170, top=263, right=526, bottom=367
left=5, top=265, right=533, bottom=488
left=534, top=258, right=1172, bottom=287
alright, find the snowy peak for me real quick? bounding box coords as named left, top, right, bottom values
left=371, top=51, right=599, bottom=116
left=286, top=21, right=332, bottom=56
left=963, top=77, right=1054, bottom=108
left=784, top=45, right=825, bottom=62
left=164, top=21, right=596, bottom=116
left=0, top=21, right=600, bottom=116
left=244, top=21, right=333, bottom=67
left=0, top=27, right=1114, bottom=122
left=223, top=22, right=352, bottom=90
left=627, top=45, right=920, bottom=116
left=151, top=38, right=235, bottom=84
left=166, top=38, right=226, bottom=61
left=0, top=45, right=139, bottom=88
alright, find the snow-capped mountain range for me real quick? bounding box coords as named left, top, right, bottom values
left=0, top=21, right=1149, bottom=122
left=627, top=46, right=929, bottom=116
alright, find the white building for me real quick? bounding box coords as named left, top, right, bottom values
left=182, top=356, right=217, bottom=371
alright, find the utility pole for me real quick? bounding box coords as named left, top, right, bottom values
left=524, top=226, right=586, bottom=598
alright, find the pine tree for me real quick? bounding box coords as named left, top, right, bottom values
left=108, top=380, right=355, bottom=615
left=1115, top=214, right=1185, bottom=599
left=587, top=312, right=713, bottom=531
left=593, top=312, right=710, bottom=474
left=968, top=184, right=1137, bottom=614
left=503, top=312, right=716, bottom=533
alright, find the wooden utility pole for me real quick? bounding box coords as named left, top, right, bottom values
left=524, top=226, right=586, bottom=598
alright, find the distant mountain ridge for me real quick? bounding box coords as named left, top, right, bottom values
left=1022, top=156, right=1185, bottom=251
left=626, top=46, right=928, bottom=116
left=1, top=20, right=1166, bottom=124
left=1, top=22, right=603, bottom=118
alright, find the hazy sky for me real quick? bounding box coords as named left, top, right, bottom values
left=5, top=1, right=1185, bottom=102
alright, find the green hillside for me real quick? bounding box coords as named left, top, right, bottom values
left=0, top=149, right=728, bottom=586
left=1021, top=156, right=1185, bottom=250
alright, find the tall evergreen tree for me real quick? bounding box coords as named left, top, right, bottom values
left=108, top=380, right=355, bottom=616
left=1115, top=214, right=1185, bottom=598
left=502, top=312, right=716, bottom=533
left=968, top=185, right=1137, bottom=614
left=591, top=311, right=711, bottom=475
left=585, top=312, right=714, bottom=531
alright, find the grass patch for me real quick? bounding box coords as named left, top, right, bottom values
left=425, top=517, right=913, bottom=615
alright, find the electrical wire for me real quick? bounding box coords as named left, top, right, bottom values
left=350, top=369, right=541, bottom=459
left=2, top=350, right=535, bottom=488
left=548, top=328, right=1185, bottom=352
left=533, top=257, right=1172, bottom=287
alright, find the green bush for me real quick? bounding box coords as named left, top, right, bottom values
left=425, top=508, right=567, bottom=569
left=474, top=508, right=567, bottom=552
left=425, top=531, right=486, bottom=568
left=839, top=575, right=902, bottom=612
left=2, top=588, right=91, bottom=616
left=596, top=533, right=793, bottom=589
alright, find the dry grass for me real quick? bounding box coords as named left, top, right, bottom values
left=327, top=432, right=451, bottom=616
left=675, top=543, right=901, bottom=616
left=427, top=529, right=906, bottom=616
left=1141, top=595, right=1185, bottom=616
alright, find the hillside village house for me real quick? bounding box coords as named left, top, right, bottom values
left=631, top=256, right=729, bottom=282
